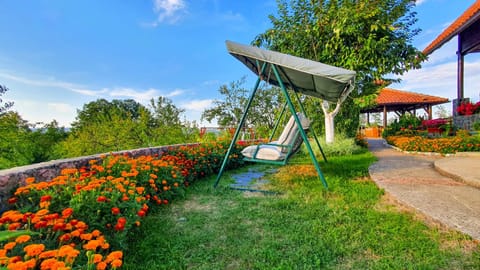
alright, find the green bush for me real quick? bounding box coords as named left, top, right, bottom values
left=301, top=134, right=364, bottom=157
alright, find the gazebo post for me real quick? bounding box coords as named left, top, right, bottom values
left=427, top=105, right=433, bottom=120
left=457, top=35, right=464, bottom=101
left=383, top=105, right=387, bottom=128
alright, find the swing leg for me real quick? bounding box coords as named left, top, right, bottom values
left=271, top=64, right=328, bottom=189
left=214, top=62, right=267, bottom=188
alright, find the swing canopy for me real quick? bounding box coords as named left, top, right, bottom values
left=226, top=40, right=356, bottom=103
left=214, top=41, right=357, bottom=190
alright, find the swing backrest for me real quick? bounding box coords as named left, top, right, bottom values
left=241, top=113, right=310, bottom=161
left=277, top=113, right=310, bottom=152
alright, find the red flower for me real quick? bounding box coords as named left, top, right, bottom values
left=111, top=207, right=121, bottom=215
left=62, top=208, right=74, bottom=219
left=40, top=195, right=52, bottom=202
left=8, top=197, right=18, bottom=204
left=96, top=196, right=108, bottom=202
left=137, top=210, right=146, bottom=217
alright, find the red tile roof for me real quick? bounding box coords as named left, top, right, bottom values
left=423, top=0, right=480, bottom=55
left=377, top=88, right=449, bottom=106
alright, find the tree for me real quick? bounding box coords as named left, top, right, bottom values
left=0, top=85, right=14, bottom=114
left=59, top=99, right=155, bottom=157
left=201, top=77, right=281, bottom=137
left=253, top=0, right=424, bottom=142
left=150, top=96, right=185, bottom=127
left=0, top=112, right=33, bottom=169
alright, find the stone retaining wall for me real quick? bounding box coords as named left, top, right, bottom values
left=0, top=143, right=199, bottom=212
left=453, top=114, right=480, bottom=131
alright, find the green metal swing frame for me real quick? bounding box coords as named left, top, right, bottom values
left=213, top=41, right=356, bottom=189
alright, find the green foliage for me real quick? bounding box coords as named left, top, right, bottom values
left=0, top=85, right=14, bottom=114
left=57, top=98, right=195, bottom=157
left=300, top=134, right=365, bottom=157
left=0, top=112, right=35, bottom=169
left=382, top=114, right=423, bottom=137
left=253, top=0, right=425, bottom=138
left=201, top=77, right=281, bottom=133
left=473, top=121, right=480, bottom=131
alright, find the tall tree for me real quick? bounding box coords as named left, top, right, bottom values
left=201, top=77, right=281, bottom=137
left=150, top=96, right=185, bottom=127
left=0, top=85, right=14, bottom=114
left=0, top=112, right=33, bottom=169
left=253, top=0, right=424, bottom=142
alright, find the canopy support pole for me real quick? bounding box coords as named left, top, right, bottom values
left=269, top=101, right=288, bottom=142
left=213, top=62, right=267, bottom=188
left=290, top=89, right=328, bottom=163
left=271, top=64, right=328, bottom=189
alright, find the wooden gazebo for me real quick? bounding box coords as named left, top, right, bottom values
left=361, top=88, right=449, bottom=127
left=423, top=1, right=480, bottom=102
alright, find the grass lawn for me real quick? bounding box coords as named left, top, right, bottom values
left=122, top=151, right=480, bottom=269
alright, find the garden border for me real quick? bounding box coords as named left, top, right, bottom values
left=0, top=143, right=199, bottom=212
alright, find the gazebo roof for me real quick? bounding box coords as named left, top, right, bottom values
left=361, top=88, right=449, bottom=113
left=423, top=1, right=480, bottom=55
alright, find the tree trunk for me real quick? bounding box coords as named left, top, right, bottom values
left=324, top=112, right=335, bottom=144
left=321, top=100, right=341, bottom=144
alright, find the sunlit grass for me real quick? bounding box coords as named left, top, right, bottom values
left=123, top=152, right=480, bottom=269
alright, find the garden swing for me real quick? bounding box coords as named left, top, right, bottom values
left=214, top=41, right=356, bottom=189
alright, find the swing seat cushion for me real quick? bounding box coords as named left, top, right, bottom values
left=241, top=142, right=287, bottom=161
left=241, top=113, right=310, bottom=161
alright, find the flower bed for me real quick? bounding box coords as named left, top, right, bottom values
left=385, top=134, right=480, bottom=154
left=0, top=141, right=245, bottom=269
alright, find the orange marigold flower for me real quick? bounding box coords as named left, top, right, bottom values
left=24, top=243, right=45, bottom=257
left=111, top=259, right=122, bottom=268
left=61, top=208, right=74, bottom=219
left=91, top=230, right=102, bottom=238
left=15, top=235, right=31, bottom=244
left=35, top=209, right=49, bottom=216
left=83, top=240, right=100, bottom=251
left=24, top=258, right=36, bottom=268
left=80, top=233, right=92, bottom=241
left=75, top=221, right=88, bottom=230
left=8, top=222, right=22, bottom=231
left=0, top=249, right=6, bottom=257
left=4, top=242, right=16, bottom=250
left=39, top=250, right=57, bottom=259
left=111, top=207, right=120, bottom=215
left=71, top=230, right=82, bottom=238
left=96, top=261, right=107, bottom=270
left=105, top=251, right=123, bottom=263
left=93, top=254, right=103, bottom=263
left=40, top=258, right=66, bottom=270
left=26, top=177, right=35, bottom=184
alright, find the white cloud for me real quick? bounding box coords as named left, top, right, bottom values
left=415, top=0, right=428, bottom=5
left=150, top=0, right=186, bottom=26
left=47, top=102, right=76, bottom=114
left=181, top=99, right=213, bottom=111
left=165, top=88, right=185, bottom=97
left=70, top=88, right=109, bottom=97
left=109, top=88, right=160, bottom=102
left=13, top=99, right=78, bottom=127
left=0, top=71, right=79, bottom=90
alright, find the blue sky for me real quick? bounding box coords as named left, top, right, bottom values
left=0, top=0, right=479, bottom=127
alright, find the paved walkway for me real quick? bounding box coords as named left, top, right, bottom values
left=368, top=138, right=480, bottom=240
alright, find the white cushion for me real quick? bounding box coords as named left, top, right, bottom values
left=241, top=144, right=286, bottom=161
left=241, top=113, right=310, bottom=161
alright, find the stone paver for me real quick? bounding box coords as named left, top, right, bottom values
left=368, top=138, right=480, bottom=240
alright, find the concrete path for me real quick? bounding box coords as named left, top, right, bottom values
left=368, top=138, right=480, bottom=240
